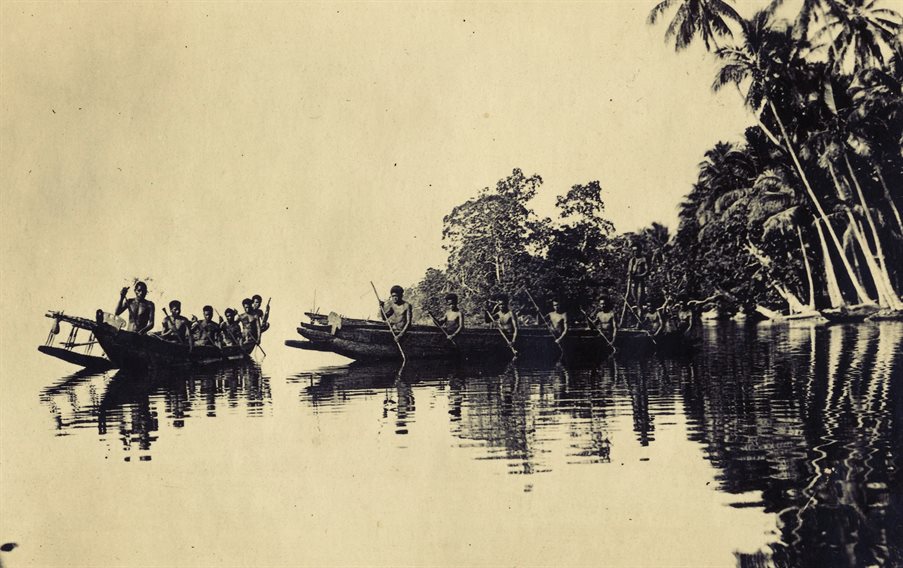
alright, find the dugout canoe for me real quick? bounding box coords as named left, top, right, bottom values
left=287, top=312, right=693, bottom=363
left=91, top=310, right=256, bottom=370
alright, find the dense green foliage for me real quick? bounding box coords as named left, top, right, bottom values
left=411, top=0, right=902, bottom=321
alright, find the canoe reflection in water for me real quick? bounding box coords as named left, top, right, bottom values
left=41, top=362, right=271, bottom=460
left=290, top=322, right=903, bottom=568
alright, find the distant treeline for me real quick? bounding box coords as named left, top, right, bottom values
left=409, top=0, right=903, bottom=321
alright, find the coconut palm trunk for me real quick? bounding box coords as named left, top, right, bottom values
left=843, top=153, right=902, bottom=308
left=767, top=100, right=873, bottom=304
left=816, top=218, right=845, bottom=307
left=827, top=160, right=901, bottom=308
left=796, top=225, right=815, bottom=309
left=874, top=165, right=903, bottom=236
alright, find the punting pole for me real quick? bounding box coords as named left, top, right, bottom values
left=370, top=281, right=406, bottom=364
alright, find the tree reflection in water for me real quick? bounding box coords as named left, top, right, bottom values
left=41, top=362, right=271, bottom=460
left=293, top=323, right=901, bottom=567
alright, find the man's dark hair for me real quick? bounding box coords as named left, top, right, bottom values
left=203, top=305, right=213, bottom=313
left=252, top=294, right=262, bottom=303
left=444, top=293, right=458, bottom=303
left=169, top=300, right=181, bottom=310
left=135, top=281, right=147, bottom=292
left=242, top=298, right=252, bottom=307
left=390, top=285, right=404, bottom=295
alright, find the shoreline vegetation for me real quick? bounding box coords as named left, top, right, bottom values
left=408, top=0, right=903, bottom=325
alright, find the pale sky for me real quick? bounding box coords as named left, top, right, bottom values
left=1, top=1, right=769, bottom=348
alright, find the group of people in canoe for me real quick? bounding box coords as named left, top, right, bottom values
left=115, top=281, right=270, bottom=349
left=376, top=283, right=697, bottom=345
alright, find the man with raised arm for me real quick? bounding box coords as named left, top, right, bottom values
left=115, top=281, right=155, bottom=334
left=379, top=285, right=413, bottom=339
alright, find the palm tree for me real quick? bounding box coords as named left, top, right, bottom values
left=813, top=0, right=903, bottom=75
left=713, top=10, right=874, bottom=305
left=647, top=0, right=742, bottom=51
left=715, top=168, right=819, bottom=310
left=848, top=67, right=903, bottom=235
left=801, top=71, right=903, bottom=308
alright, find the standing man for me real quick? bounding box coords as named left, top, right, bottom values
left=594, top=298, right=618, bottom=342
left=490, top=294, right=518, bottom=344
left=380, top=285, right=413, bottom=339
left=548, top=297, right=569, bottom=344
left=437, top=293, right=464, bottom=339
left=116, top=281, right=155, bottom=334
left=627, top=244, right=649, bottom=317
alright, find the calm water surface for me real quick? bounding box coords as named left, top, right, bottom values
left=1, top=322, right=900, bottom=567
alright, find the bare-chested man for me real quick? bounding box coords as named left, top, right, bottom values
left=379, top=285, right=413, bottom=339
left=237, top=298, right=261, bottom=343
left=220, top=308, right=243, bottom=346
left=116, top=281, right=155, bottom=334
left=192, top=305, right=221, bottom=346
left=627, top=244, right=649, bottom=315
left=594, top=298, right=618, bottom=341
left=490, top=294, right=518, bottom=344
left=161, top=300, right=193, bottom=348
left=437, top=293, right=464, bottom=339
left=643, top=301, right=664, bottom=336
left=251, top=294, right=270, bottom=334
left=547, top=297, right=568, bottom=343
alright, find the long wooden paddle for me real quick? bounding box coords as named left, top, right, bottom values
left=579, top=307, right=617, bottom=354
left=371, top=282, right=406, bottom=364
left=485, top=308, right=517, bottom=357
left=525, top=290, right=565, bottom=355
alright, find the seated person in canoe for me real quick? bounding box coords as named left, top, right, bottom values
left=642, top=301, right=664, bottom=336
left=238, top=298, right=262, bottom=343
left=192, top=305, right=222, bottom=346
left=220, top=308, right=244, bottom=346
left=379, top=285, right=413, bottom=339
left=594, top=298, right=618, bottom=340
left=116, top=281, right=155, bottom=334
left=436, top=293, right=464, bottom=339
left=548, top=297, right=568, bottom=343
left=161, top=300, right=193, bottom=347
left=251, top=294, right=271, bottom=334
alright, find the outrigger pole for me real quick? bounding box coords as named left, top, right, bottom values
left=370, top=281, right=406, bottom=364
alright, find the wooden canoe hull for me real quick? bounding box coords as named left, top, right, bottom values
left=37, top=345, right=116, bottom=370
left=290, top=315, right=695, bottom=363
left=93, top=321, right=255, bottom=370
left=294, top=320, right=609, bottom=362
